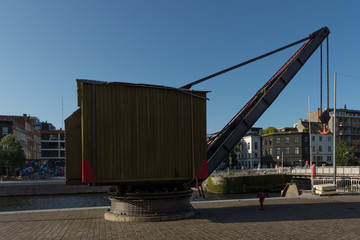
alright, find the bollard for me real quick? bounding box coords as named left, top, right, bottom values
left=259, top=191, right=265, bottom=210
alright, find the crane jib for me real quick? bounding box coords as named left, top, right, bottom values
left=205, top=27, right=330, bottom=177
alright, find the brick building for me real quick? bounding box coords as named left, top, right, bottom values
left=0, top=114, right=41, bottom=161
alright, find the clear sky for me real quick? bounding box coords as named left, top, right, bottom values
left=1, top=1, right=359, bottom=133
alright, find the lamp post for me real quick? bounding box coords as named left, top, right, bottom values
left=333, top=73, right=337, bottom=185
left=308, top=96, right=313, bottom=188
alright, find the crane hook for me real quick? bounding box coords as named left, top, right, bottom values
left=319, top=124, right=330, bottom=135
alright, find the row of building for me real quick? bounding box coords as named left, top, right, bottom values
left=0, top=114, right=64, bottom=172
left=1, top=106, right=360, bottom=172
left=223, top=107, right=360, bottom=169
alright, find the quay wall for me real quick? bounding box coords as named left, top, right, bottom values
left=0, top=184, right=110, bottom=197
left=206, top=174, right=291, bottom=194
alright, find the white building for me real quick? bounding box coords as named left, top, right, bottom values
left=295, top=119, right=333, bottom=166
left=237, top=135, right=261, bottom=169
left=311, top=133, right=333, bottom=165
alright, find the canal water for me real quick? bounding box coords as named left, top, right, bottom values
left=0, top=191, right=280, bottom=212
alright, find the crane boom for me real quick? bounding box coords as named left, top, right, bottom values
left=206, top=27, right=330, bottom=176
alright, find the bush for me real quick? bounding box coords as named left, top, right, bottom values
left=263, top=127, right=277, bottom=135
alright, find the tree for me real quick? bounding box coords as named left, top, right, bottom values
left=263, top=127, right=277, bottom=135
left=0, top=134, right=26, bottom=176
left=336, top=141, right=357, bottom=166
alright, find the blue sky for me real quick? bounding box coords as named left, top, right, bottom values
left=1, top=1, right=359, bottom=133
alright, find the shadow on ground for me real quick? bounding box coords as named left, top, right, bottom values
left=191, top=200, right=360, bottom=223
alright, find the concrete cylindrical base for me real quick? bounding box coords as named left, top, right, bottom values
left=105, top=189, right=194, bottom=222
left=105, top=209, right=195, bottom=222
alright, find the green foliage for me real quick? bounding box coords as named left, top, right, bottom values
left=207, top=177, right=228, bottom=193
left=263, top=127, right=277, bottom=135
left=0, top=134, right=26, bottom=175
left=227, top=177, right=245, bottom=193
left=302, top=128, right=309, bottom=132
left=336, top=141, right=357, bottom=166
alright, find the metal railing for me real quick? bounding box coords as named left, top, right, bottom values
left=290, top=166, right=360, bottom=176
left=313, top=177, right=360, bottom=193
left=211, top=167, right=291, bottom=177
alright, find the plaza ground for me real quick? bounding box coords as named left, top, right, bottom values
left=1, top=194, right=360, bottom=239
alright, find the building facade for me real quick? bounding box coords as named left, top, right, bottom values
left=30, top=117, right=65, bottom=168
left=310, top=107, right=360, bottom=153
left=237, top=135, right=262, bottom=169
left=0, top=114, right=41, bottom=160
left=262, top=129, right=310, bottom=167
left=310, top=134, right=333, bottom=165
left=295, top=119, right=334, bottom=165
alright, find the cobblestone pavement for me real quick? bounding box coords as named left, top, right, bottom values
left=1, top=194, right=360, bottom=239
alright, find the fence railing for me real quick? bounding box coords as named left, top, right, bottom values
left=211, top=168, right=289, bottom=177
left=313, top=177, right=360, bottom=193
left=290, top=166, right=360, bottom=176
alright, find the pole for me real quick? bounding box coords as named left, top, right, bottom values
left=308, top=96, right=313, bottom=188
left=92, top=83, right=96, bottom=187
left=333, top=73, right=337, bottom=185
left=281, top=152, right=284, bottom=173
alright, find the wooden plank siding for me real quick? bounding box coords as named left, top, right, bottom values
left=74, top=80, right=207, bottom=185
left=64, top=108, right=82, bottom=185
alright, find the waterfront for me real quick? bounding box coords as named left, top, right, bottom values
left=0, top=193, right=110, bottom=212
left=0, top=191, right=271, bottom=212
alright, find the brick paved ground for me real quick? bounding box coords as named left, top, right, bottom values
left=1, top=194, right=360, bottom=239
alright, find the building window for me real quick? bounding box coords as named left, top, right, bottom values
left=248, top=142, right=250, bottom=149
left=327, top=156, right=332, bottom=161
left=328, top=136, right=331, bottom=141
left=328, top=146, right=331, bottom=152
left=285, top=148, right=290, bottom=155
left=319, top=146, right=323, bottom=152
left=276, top=138, right=280, bottom=144
left=285, top=138, right=290, bottom=144
left=269, top=149, right=272, bottom=155
left=2, top=127, right=8, bottom=135
left=312, top=136, right=315, bottom=141
left=255, top=142, right=258, bottom=150
left=295, top=147, right=299, bottom=154
left=255, top=153, right=258, bottom=158
left=294, top=137, right=299, bottom=144
left=276, top=148, right=280, bottom=155
left=304, top=136, right=308, bottom=143
left=312, top=146, right=316, bottom=152
left=319, top=136, right=322, bottom=141
left=304, top=147, right=308, bottom=154
left=269, top=138, right=272, bottom=145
